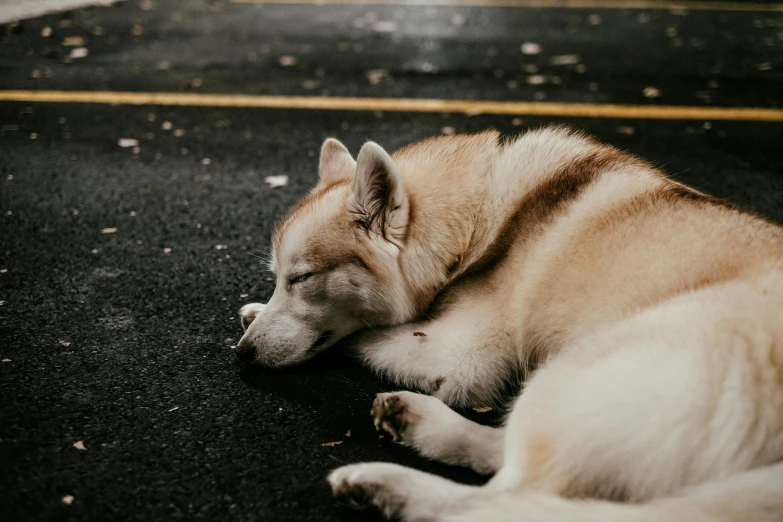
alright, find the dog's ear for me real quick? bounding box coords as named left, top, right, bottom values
left=318, top=138, right=356, bottom=185
left=348, top=142, right=409, bottom=250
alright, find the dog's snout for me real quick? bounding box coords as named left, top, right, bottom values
left=235, top=339, right=255, bottom=363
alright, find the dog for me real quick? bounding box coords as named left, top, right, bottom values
left=237, top=127, right=783, bottom=521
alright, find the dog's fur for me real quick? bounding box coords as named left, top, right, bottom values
left=237, top=127, right=783, bottom=521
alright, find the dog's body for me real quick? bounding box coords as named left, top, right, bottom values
left=238, top=127, right=783, bottom=521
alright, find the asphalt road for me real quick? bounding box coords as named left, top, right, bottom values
left=1, top=1, right=782, bottom=521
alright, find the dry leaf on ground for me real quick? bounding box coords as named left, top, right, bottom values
left=264, top=175, right=289, bottom=189
left=117, top=138, right=138, bottom=148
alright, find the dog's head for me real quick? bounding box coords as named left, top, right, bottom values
left=236, top=138, right=415, bottom=367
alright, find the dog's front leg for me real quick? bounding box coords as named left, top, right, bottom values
left=239, top=302, right=266, bottom=330
left=371, top=391, right=505, bottom=474
left=352, top=306, right=517, bottom=409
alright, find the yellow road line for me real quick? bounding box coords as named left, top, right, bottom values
left=231, top=0, right=783, bottom=12
left=1, top=90, right=782, bottom=121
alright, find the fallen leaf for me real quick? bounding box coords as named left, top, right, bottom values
left=371, top=20, right=397, bottom=33
left=345, top=430, right=352, bottom=438
left=0, top=268, right=7, bottom=273
left=117, top=138, right=139, bottom=148
left=365, top=68, right=388, bottom=85
left=264, top=175, right=289, bottom=189
left=549, top=54, right=580, bottom=66
left=100, top=227, right=117, bottom=234
left=378, top=434, right=385, bottom=439
left=320, top=441, right=343, bottom=447
left=68, top=47, right=88, bottom=59
left=520, top=42, right=541, bottom=55
left=1, top=358, right=10, bottom=362
left=73, top=441, right=86, bottom=450
left=62, top=36, right=85, bottom=46
left=62, top=495, right=74, bottom=505
left=278, top=55, right=297, bottom=67
left=473, top=406, right=493, bottom=413
left=643, top=86, right=662, bottom=98
left=59, top=340, right=71, bottom=347
left=413, top=332, right=427, bottom=337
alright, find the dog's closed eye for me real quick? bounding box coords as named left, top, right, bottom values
left=289, top=272, right=313, bottom=286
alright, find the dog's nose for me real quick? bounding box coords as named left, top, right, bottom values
left=235, top=339, right=255, bottom=363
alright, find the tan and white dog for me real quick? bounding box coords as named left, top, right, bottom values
left=237, top=127, right=783, bottom=521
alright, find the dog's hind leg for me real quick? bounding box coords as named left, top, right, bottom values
left=441, top=462, right=783, bottom=522
left=371, top=391, right=505, bottom=474
left=328, top=462, right=481, bottom=522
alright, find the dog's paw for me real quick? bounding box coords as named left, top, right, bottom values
left=328, top=464, right=382, bottom=511
left=372, top=391, right=424, bottom=443
left=327, top=463, right=408, bottom=518
left=238, top=302, right=266, bottom=330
